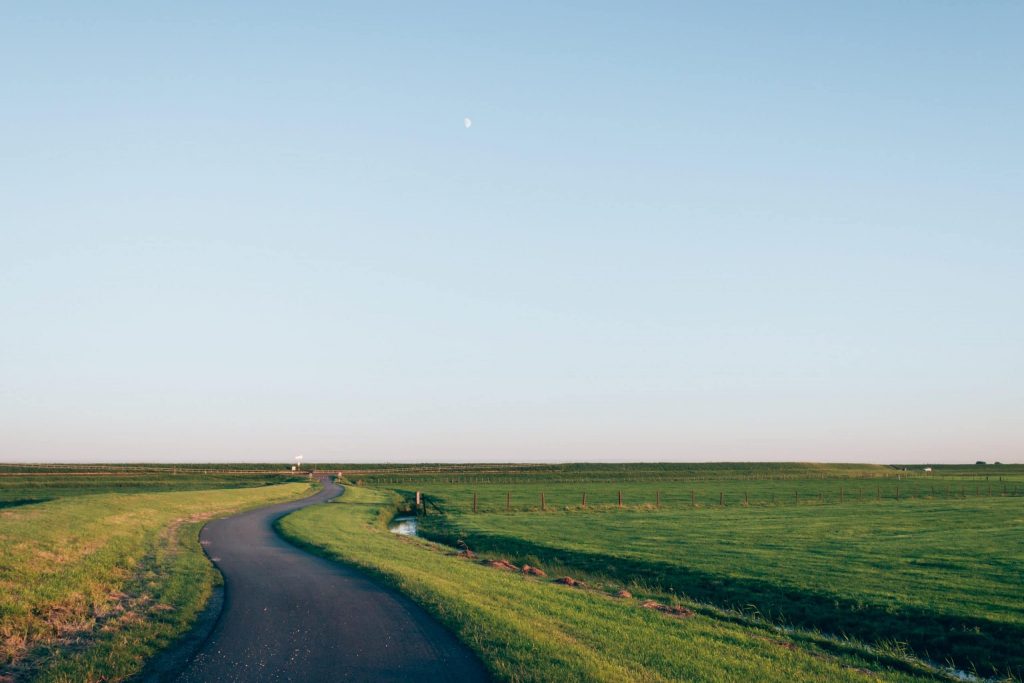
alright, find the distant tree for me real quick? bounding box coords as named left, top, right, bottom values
left=975, top=460, right=987, bottom=465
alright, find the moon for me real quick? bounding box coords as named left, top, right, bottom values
left=464, top=117, right=472, bottom=129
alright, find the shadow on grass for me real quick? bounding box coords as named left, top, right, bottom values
left=0, top=498, right=50, bottom=509
left=420, top=517, right=1023, bottom=679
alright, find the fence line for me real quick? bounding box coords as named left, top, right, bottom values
left=437, top=484, right=1024, bottom=514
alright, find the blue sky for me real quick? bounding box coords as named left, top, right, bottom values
left=1, top=2, right=1021, bottom=463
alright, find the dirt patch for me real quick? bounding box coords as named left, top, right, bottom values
left=640, top=599, right=695, bottom=618
left=483, top=559, right=519, bottom=571
left=0, top=515, right=206, bottom=679
left=554, top=576, right=586, bottom=587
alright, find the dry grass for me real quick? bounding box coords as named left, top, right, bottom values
left=0, top=482, right=312, bottom=681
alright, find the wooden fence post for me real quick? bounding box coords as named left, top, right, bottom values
left=656, top=490, right=661, bottom=508
left=582, top=492, right=587, bottom=508
left=506, top=491, right=510, bottom=512
left=618, top=490, right=622, bottom=509
left=541, top=492, right=546, bottom=511
left=473, top=491, right=477, bottom=513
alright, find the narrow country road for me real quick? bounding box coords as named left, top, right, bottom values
left=174, top=477, right=488, bottom=682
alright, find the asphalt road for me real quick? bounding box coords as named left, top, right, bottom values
left=174, top=477, right=489, bottom=682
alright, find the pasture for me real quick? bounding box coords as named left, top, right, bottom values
left=419, top=493, right=1023, bottom=677
left=280, top=485, right=942, bottom=683
left=343, top=463, right=1024, bottom=679
left=1, top=462, right=1020, bottom=682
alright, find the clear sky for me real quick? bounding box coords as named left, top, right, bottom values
left=1, top=2, right=1021, bottom=464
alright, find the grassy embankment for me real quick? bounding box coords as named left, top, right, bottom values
left=279, top=484, right=949, bottom=683
left=0, top=468, right=304, bottom=508
left=389, top=465, right=1023, bottom=678
left=421, top=492, right=1024, bottom=679
left=0, top=477, right=314, bottom=682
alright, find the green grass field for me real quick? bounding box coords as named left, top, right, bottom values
left=279, top=485, right=943, bottom=683
left=0, top=474, right=314, bottom=682
left=0, top=466, right=308, bottom=508
left=419, top=493, right=1023, bottom=678
left=306, top=463, right=1023, bottom=680
left=2, top=462, right=1020, bottom=682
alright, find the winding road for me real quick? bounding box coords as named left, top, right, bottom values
left=173, top=477, right=488, bottom=682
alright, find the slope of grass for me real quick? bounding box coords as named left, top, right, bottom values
left=0, top=481, right=313, bottom=682
left=419, top=495, right=1024, bottom=678
left=0, top=472, right=307, bottom=505
left=278, top=485, right=944, bottom=683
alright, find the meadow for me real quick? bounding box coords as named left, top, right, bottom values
left=0, top=466, right=304, bottom=508
left=419, top=493, right=1023, bottom=678
left=2, top=462, right=1020, bottom=682
left=0, top=472, right=313, bottom=682
left=323, top=463, right=1023, bottom=680
left=279, top=485, right=944, bottom=683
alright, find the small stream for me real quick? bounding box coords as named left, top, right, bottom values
left=388, top=515, right=418, bottom=536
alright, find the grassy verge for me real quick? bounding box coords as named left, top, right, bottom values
left=0, top=481, right=314, bottom=682
left=278, top=485, right=943, bottom=682
left=418, top=494, right=1024, bottom=679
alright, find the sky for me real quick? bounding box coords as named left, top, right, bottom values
left=1, top=2, right=1022, bottom=464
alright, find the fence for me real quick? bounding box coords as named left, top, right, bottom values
left=414, top=482, right=1024, bottom=515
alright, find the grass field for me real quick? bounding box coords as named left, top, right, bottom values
left=419, top=493, right=1023, bottom=678
left=385, top=464, right=1024, bottom=679
left=2, top=462, right=1020, bottom=682
left=0, top=474, right=313, bottom=682
left=0, top=466, right=309, bottom=509
left=279, top=485, right=945, bottom=683
left=311, top=463, right=1023, bottom=680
